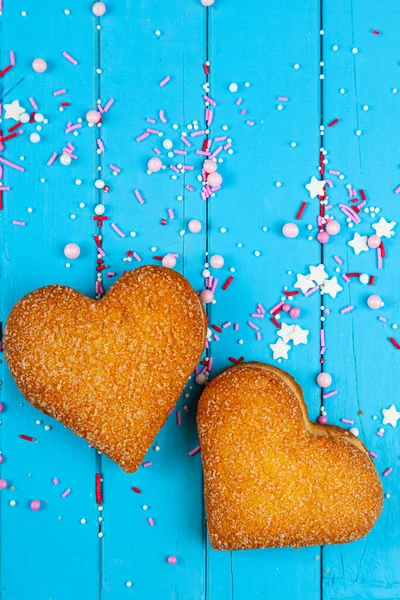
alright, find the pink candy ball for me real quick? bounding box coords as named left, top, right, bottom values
left=207, top=172, right=222, bottom=188
left=317, top=231, right=330, bottom=244
left=368, top=234, right=381, bottom=249
left=289, top=307, right=300, bottom=319
left=201, top=0, right=215, bottom=5
left=86, top=110, right=101, bottom=124
left=147, top=157, right=162, bottom=173
left=92, top=1, right=106, bottom=16
left=188, top=219, right=202, bottom=233
left=203, top=159, right=217, bottom=173
left=210, top=254, right=224, bottom=269
left=162, top=254, right=176, bottom=269
left=282, top=303, right=291, bottom=313
left=282, top=223, right=299, bottom=239
left=0, top=479, right=7, bottom=490
left=32, top=58, right=47, bottom=73
left=167, top=556, right=177, bottom=565
left=30, top=500, right=41, bottom=511
left=326, top=219, right=340, bottom=235
left=317, top=415, right=328, bottom=425
left=367, top=294, right=382, bottom=309
left=64, top=243, right=81, bottom=260
left=200, top=290, right=214, bottom=304
left=316, top=372, right=332, bottom=388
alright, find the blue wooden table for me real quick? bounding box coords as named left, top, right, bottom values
left=0, top=1, right=399, bottom=598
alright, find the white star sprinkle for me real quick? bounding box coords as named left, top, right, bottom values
left=277, top=322, right=296, bottom=343
left=3, top=99, right=25, bottom=121
left=291, top=325, right=309, bottom=346
left=348, top=232, right=369, bottom=255
left=269, top=338, right=291, bottom=360
left=382, top=405, right=400, bottom=427
left=372, top=217, right=396, bottom=239
left=305, top=176, right=326, bottom=199
left=321, top=276, right=343, bottom=299
left=294, top=273, right=315, bottom=294
left=309, top=264, right=329, bottom=285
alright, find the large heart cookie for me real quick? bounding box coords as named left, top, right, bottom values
left=5, top=265, right=206, bottom=472
left=197, top=362, right=382, bottom=550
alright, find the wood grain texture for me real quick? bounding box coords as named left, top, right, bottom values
left=0, top=0, right=398, bottom=599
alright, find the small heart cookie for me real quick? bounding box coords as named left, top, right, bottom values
left=198, top=362, right=382, bottom=550
left=5, top=265, right=206, bottom=472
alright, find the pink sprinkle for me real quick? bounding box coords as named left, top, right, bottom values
left=147, top=118, right=156, bottom=124
left=270, top=301, right=284, bottom=314
left=148, top=518, right=155, bottom=526
left=98, top=247, right=106, bottom=257
left=240, top=109, right=246, bottom=115
left=246, top=120, right=255, bottom=126
left=53, top=89, right=67, bottom=96
left=176, top=410, right=182, bottom=426
left=134, top=189, right=145, bottom=204
left=96, top=139, right=105, bottom=152
left=170, top=165, right=179, bottom=173
left=342, top=274, right=351, bottom=283
left=256, top=332, right=262, bottom=341
left=182, top=165, right=194, bottom=170
left=12, top=220, right=25, bottom=226
left=341, top=305, right=354, bottom=314
left=214, top=136, right=227, bottom=142
left=62, top=51, right=78, bottom=65
left=153, top=147, right=161, bottom=155
left=191, top=130, right=206, bottom=138
left=174, top=149, right=186, bottom=155
left=181, top=135, right=191, bottom=147
left=211, top=279, right=218, bottom=293
left=383, top=467, right=392, bottom=477
left=109, top=164, right=120, bottom=173
left=341, top=418, right=354, bottom=424
left=277, top=96, right=288, bottom=101
left=111, top=223, right=126, bottom=238
left=222, top=321, right=232, bottom=328
left=65, top=124, right=82, bottom=134
left=234, top=323, right=239, bottom=331
left=52, top=478, right=59, bottom=485
left=143, top=462, right=152, bottom=468
left=333, top=255, right=343, bottom=265
left=328, top=169, right=341, bottom=175
left=136, top=132, right=149, bottom=142
left=369, top=451, right=378, bottom=459
left=394, top=185, right=400, bottom=194
left=9, top=51, right=15, bottom=66
left=188, top=445, right=200, bottom=456
left=147, top=128, right=160, bottom=135
left=213, top=333, right=219, bottom=342
left=203, top=94, right=216, bottom=106
left=322, top=390, right=337, bottom=399
left=29, top=97, right=38, bottom=110
left=250, top=313, right=264, bottom=318
left=159, top=75, right=171, bottom=87
left=257, top=303, right=266, bottom=314
left=159, top=110, right=167, bottom=123
left=133, top=252, right=142, bottom=262
left=61, top=488, right=71, bottom=498
left=377, top=247, right=382, bottom=270
left=377, top=431, right=384, bottom=437
left=186, top=185, right=194, bottom=191
left=304, top=285, right=319, bottom=297
left=0, top=156, right=24, bottom=172
left=103, top=98, right=114, bottom=112
left=168, top=208, right=175, bottom=220
left=207, top=357, right=213, bottom=371
left=47, top=152, right=58, bottom=166
left=247, top=321, right=259, bottom=331
left=379, top=316, right=387, bottom=322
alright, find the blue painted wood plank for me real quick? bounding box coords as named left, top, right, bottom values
left=322, top=1, right=400, bottom=598
left=205, top=1, right=323, bottom=599
left=98, top=2, right=208, bottom=597
left=0, top=3, right=100, bottom=598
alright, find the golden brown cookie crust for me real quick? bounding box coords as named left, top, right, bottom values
left=5, top=265, right=206, bottom=473
left=197, top=362, right=383, bottom=550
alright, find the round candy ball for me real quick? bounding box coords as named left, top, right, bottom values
left=367, top=294, right=382, bottom=309
left=0, top=479, right=7, bottom=489
left=368, top=234, right=381, bottom=249
left=207, top=172, right=222, bottom=187
left=282, top=303, right=291, bottom=313
left=188, top=219, right=202, bottom=233
left=195, top=373, right=207, bottom=385
left=92, top=1, right=106, bottom=16
left=32, top=58, right=47, bottom=73
left=64, top=243, right=81, bottom=260
left=30, top=133, right=41, bottom=144
left=317, top=231, right=330, bottom=244
left=282, top=223, right=299, bottom=239
left=326, top=219, right=340, bottom=235
left=60, top=153, right=72, bottom=166
left=201, top=0, right=215, bottom=5
left=210, top=254, right=224, bottom=269
left=200, top=290, right=214, bottom=304
left=316, top=372, right=332, bottom=388
left=203, top=159, right=217, bottom=174
left=30, top=500, right=41, bottom=511
left=167, top=556, right=177, bottom=565
left=147, top=157, right=162, bottom=173
left=94, top=204, right=105, bottom=216
left=162, top=254, right=176, bottom=269
left=86, top=110, right=101, bottom=124
left=289, top=307, right=300, bottom=319
left=349, top=427, right=360, bottom=438
left=317, top=415, right=328, bottom=425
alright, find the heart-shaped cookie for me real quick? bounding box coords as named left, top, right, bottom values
left=5, top=265, right=206, bottom=472
left=198, top=362, right=382, bottom=550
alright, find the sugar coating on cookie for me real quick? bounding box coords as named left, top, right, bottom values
left=197, top=362, right=383, bottom=550
left=5, top=265, right=206, bottom=473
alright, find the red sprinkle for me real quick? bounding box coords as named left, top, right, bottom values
left=203, top=63, right=210, bottom=75
left=95, top=473, right=103, bottom=504
left=222, top=276, right=234, bottom=290
left=296, top=201, right=308, bottom=220
left=380, top=241, right=386, bottom=258
left=229, top=356, right=244, bottom=363
left=8, top=121, right=22, bottom=133
left=283, top=290, right=299, bottom=296
left=328, top=118, right=339, bottom=127
left=20, top=434, right=34, bottom=441
left=132, top=487, right=141, bottom=494
left=360, top=189, right=367, bottom=201
left=372, top=30, right=381, bottom=35
left=0, top=64, right=13, bottom=78
left=270, top=317, right=281, bottom=328
left=211, top=325, right=222, bottom=333
left=389, top=337, right=400, bottom=349
left=369, top=275, right=375, bottom=286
